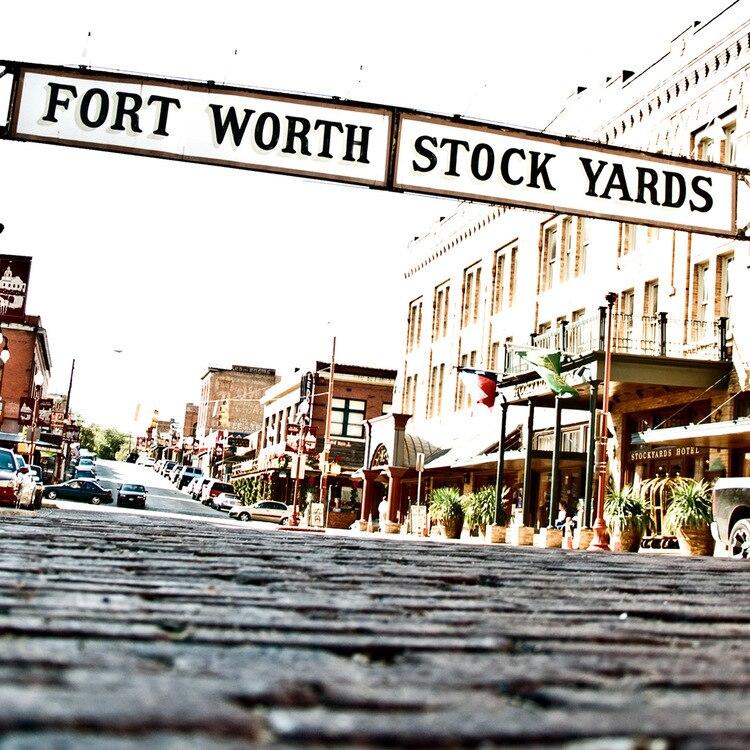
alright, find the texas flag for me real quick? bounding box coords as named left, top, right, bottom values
left=457, top=367, right=498, bottom=408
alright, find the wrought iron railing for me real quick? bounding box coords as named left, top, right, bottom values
left=503, top=309, right=730, bottom=378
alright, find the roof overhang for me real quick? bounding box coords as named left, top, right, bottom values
left=636, top=418, right=750, bottom=450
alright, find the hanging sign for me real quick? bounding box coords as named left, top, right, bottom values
left=3, top=62, right=744, bottom=237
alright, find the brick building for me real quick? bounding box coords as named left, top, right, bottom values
left=195, top=365, right=278, bottom=474
left=233, top=362, right=396, bottom=510
left=363, top=3, right=750, bottom=537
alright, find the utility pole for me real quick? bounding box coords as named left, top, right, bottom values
left=318, top=336, right=336, bottom=526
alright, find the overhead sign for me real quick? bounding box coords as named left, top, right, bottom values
left=629, top=444, right=708, bottom=462
left=2, top=62, right=745, bottom=237
left=0, top=254, right=31, bottom=320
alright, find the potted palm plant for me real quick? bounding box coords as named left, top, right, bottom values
left=462, top=486, right=508, bottom=540
left=663, top=478, right=714, bottom=556
left=604, top=484, right=652, bottom=552
left=429, top=487, right=464, bottom=539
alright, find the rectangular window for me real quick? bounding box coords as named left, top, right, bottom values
left=723, top=122, right=736, bottom=164
left=572, top=308, right=586, bottom=322
left=578, top=219, right=589, bottom=276
left=561, top=217, right=572, bottom=280
left=437, top=363, right=445, bottom=415
left=508, top=246, right=518, bottom=306
left=490, top=341, right=500, bottom=371
left=432, top=282, right=450, bottom=340
left=719, top=254, right=734, bottom=318
left=406, top=298, right=422, bottom=352
left=695, top=262, right=709, bottom=322
left=620, top=289, right=635, bottom=348
left=411, top=374, right=417, bottom=413
left=644, top=279, right=659, bottom=317
left=462, top=263, right=482, bottom=327
left=457, top=353, right=468, bottom=409
left=538, top=321, right=551, bottom=334
left=621, top=223, right=636, bottom=255
left=331, top=398, right=366, bottom=439
left=543, top=224, right=558, bottom=290
left=427, top=365, right=438, bottom=417
left=492, top=250, right=505, bottom=314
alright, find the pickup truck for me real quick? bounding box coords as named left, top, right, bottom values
left=711, top=478, right=750, bottom=559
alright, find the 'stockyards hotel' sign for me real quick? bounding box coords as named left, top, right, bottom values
left=2, top=62, right=747, bottom=238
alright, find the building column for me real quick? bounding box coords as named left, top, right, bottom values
left=584, top=381, right=600, bottom=527
left=359, top=469, right=381, bottom=522
left=386, top=467, right=408, bottom=522
left=548, top=396, right=563, bottom=527
left=522, top=400, right=535, bottom=527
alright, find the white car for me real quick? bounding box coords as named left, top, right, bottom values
left=229, top=500, right=290, bottom=524
left=136, top=455, right=155, bottom=467
left=213, top=492, right=239, bottom=512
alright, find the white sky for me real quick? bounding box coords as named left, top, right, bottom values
left=0, top=0, right=730, bottom=432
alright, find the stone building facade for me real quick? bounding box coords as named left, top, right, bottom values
left=367, top=2, right=750, bottom=533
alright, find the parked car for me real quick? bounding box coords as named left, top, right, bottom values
left=42, top=479, right=113, bottom=505
left=711, top=477, right=750, bottom=559
left=154, top=459, right=164, bottom=472
left=229, top=500, right=290, bottom=524
left=0, top=449, right=40, bottom=509
left=201, top=479, right=235, bottom=505
left=160, top=460, right=176, bottom=477
left=74, top=467, right=97, bottom=480
left=213, top=492, right=239, bottom=512
left=117, top=483, right=148, bottom=509
left=176, top=466, right=203, bottom=491
left=136, top=454, right=155, bottom=467
left=168, top=464, right=183, bottom=483
left=187, top=476, right=210, bottom=500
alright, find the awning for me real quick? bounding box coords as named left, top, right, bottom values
left=637, top=418, right=750, bottom=450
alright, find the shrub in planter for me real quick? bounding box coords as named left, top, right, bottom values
left=604, top=485, right=653, bottom=552
left=429, top=487, right=464, bottom=539
left=663, top=478, right=714, bottom=556
left=461, top=485, right=509, bottom=537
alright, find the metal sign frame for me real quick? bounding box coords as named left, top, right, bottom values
left=1, top=60, right=747, bottom=239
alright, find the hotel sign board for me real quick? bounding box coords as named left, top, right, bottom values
left=3, top=62, right=745, bottom=238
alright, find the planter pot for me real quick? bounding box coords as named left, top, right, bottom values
left=384, top=521, right=401, bottom=534
left=441, top=514, right=464, bottom=539
left=326, top=510, right=358, bottom=529
left=675, top=525, right=714, bottom=556
left=488, top=524, right=506, bottom=544
left=615, top=526, right=643, bottom=553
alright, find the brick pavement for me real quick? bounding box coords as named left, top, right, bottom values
left=0, top=510, right=749, bottom=749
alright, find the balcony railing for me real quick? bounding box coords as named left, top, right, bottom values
left=503, top=309, right=730, bottom=378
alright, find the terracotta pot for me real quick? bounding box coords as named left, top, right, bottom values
left=616, top=526, right=643, bottom=553
left=441, top=514, right=464, bottom=539
left=326, top=510, right=357, bottom=529
left=676, top=525, right=714, bottom=556
left=384, top=521, right=401, bottom=534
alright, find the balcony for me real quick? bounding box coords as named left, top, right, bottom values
left=504, top=309, right=730, bottom=378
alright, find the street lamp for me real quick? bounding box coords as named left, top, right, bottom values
left=0, top=332, right=10, bottom=423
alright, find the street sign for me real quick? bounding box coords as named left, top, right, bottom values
left=63, top=424, right=80, bottom=442
left=19, top=397, right=34, bottom=425
left=228, top=436, right=251, bottom=448
left=1, top=61, right=745, bottom=237
left=37, top=398, right=53, bottom=428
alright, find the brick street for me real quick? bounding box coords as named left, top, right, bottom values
left=1, top=510, right=749, bottom=749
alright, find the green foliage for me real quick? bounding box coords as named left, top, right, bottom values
left=429, top=486, right=463, bottom=522
left=232, top=476, right=273, bottom=506
left=662, top=478, right=713, bottom=532
left=604, top=485, right=653, bottom=535
left=461, top=485, right=509, bottom=529
left=77, top=423, right=130, bottom=460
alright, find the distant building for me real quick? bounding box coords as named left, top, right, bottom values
left=182, top=403, right=198, bottom=440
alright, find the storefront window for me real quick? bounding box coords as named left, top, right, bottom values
left=331, top=398, right=366, bottom=439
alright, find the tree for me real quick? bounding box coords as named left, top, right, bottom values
left=76, top=422, right=130, bottom=460
left=78, top=424, right=97, bottom=452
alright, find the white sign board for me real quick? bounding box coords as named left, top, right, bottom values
left=395, top=114, right=737, bottom=236
left=11, top=68, right=391, bottom=187
left=4, top=64, right=745, bottom=238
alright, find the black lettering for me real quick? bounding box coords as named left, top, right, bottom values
left=209, top=105, right=255, bottom=147
left=343, top=124, right=371, bottom=163
left=147, top=94, right=181, bottom=136
left=412, top=135, right=438, bottom=173
left=663, top=171, right=687, bottom=208
left=439, top=138, right=470, bottom=176
left=689, top=175, right=714, bottom=213
left=579, top=158, right=608, bottom=196
left=79, top=88, right=109, bottom=129
left=254, top=112, right=280, bottom=151
left=314, top=119, right=344, bottom=159
left=470, top=143, right=494, bottom=181
left=111, top=91, right=143, bottom=133
left=635, top=167, right=660, bottom=205
left=600, top=163, right=633, bottom=202
left=528, top=151, right=556, bottom=190
left=282, top=116, right=312, bottom=155
left=500, top=147, right=525, bottom=185
left=42, top=83, right=77, bottom=123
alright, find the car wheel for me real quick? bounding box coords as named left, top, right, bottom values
left=279, top=517, right=288, bottom=526
left=729, top=519, right=750, bottom=559
left=91, top=496, right=102, bottom=505
left=46, top=490, right=57, bottom=500
left=237, top=512, right=250, bottom=522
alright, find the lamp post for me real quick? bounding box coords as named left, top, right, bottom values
left=589, top=292, right=617, bottom=552
left=28, top=370, right=45, bottom=466
left=318, top=336, right=336, bottom=526
left=0, top=331, right=11, bottom=428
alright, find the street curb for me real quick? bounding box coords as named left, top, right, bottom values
left=42, top=501, right=59, bottom=510
left=0, top=509, right=38, bottom=517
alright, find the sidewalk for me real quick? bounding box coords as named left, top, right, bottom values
left=0, top=508, right=747, bottom=748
